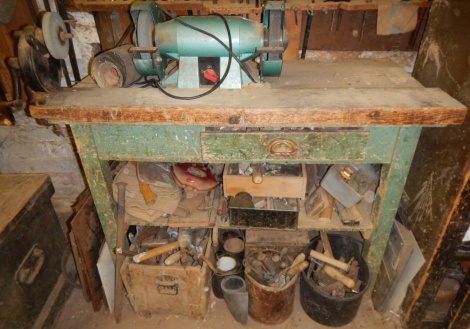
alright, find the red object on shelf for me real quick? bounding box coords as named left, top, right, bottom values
left=171, top=163, right=218, bottom=192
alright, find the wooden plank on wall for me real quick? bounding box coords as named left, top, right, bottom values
left=398, top=1, right=470, bottom=328
left=93, top=10, right=132, bottom=51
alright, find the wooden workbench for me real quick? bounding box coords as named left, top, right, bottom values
left=30, top=59, right=467, bottom=291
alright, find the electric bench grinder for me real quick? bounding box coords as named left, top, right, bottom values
left=129, top=1, right=288, bottom=90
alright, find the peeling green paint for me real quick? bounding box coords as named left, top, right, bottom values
left=363, top=126, right=422, bottom=296
left=92, top=125, right=205, bottom=162
left=71, top=124, right=117, bottom=249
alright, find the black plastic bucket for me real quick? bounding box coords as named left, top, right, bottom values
left=300, top=234, right=370, bottom=327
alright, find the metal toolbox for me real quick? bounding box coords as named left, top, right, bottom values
left=229, top=197, right=299, bottom=229
left=120, top=233, right=213, bottom=319
left=0, top=174, right=71, bottom=329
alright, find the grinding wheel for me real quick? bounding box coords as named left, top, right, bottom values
left=42, top=12, right=69, bottom=60
left=260, top=10, right=284, bottom=77
left=136, top=11, right=155, bottom=60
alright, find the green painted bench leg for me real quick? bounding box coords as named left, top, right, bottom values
left=71, top=124, right=117, bottom=249
left=363, top=126, right=422, bottom=298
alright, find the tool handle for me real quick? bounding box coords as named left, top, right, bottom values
left=199, top=255, right=218, bottom=273
left=291, top=252, right=306, bottom=268
left=133, top=241, right=179, bottom=263
left=323, top=265, right=355, bottom=289
left=164, top=251, right=181, bottom=266
left=309, top=249, right=350, bottom=272
left=286, top=260, right=309, bottom=277
left=252, top=164, right=263, bottom=184
left=138, top=181, right=157, bottom=205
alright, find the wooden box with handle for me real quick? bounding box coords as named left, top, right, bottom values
left=120, top=234, right=213, bottom=319
left=0, top=174, right=72, bottom=328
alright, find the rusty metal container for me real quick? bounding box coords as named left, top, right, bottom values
left=245, top=250, right=298, bottom=325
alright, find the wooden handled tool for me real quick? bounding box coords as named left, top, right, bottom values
left=309, top=249, right=350, bottom=272
left=291, top=252, right=306, bottom=268
left=286, top=260, right=309, bottom=277
left=198, top=254, right=218, bottom=273
left=323, top=265, right=355, bottom=289
left=133, top=241, right=179, bottom=263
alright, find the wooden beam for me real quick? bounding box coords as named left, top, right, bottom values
left=30, top=87, right=466, bottom=126
left=72, top=0, right=432, bottom=13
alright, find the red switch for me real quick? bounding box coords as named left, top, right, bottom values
left=203, top=68, right=218, bottom=83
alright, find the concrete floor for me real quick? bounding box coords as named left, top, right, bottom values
left=54, top=282, right=403, bottom=329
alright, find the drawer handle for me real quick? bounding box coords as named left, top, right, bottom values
left=268, top=138, right=298, bottom=157
left=15, top=245, right=45, bottom=285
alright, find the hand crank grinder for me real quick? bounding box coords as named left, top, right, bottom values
left=130, top=1, right=288, bottom=89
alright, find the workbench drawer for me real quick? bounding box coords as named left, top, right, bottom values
left=200, top=131, right=369, bottom=162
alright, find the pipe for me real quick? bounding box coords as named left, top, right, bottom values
left=221, top=276, right=248, bottom=325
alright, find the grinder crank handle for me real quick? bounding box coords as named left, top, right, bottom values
left=133, top=241, right=179, bottom=263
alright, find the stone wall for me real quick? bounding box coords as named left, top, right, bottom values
left=0, top=112, right=86, bottom=232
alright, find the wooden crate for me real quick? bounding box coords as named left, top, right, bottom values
left=223, top=164, right=307, bottom=199
left=120, top=238, right=212, bottom=319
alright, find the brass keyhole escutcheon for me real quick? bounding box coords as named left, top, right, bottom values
left=267, top=138, right=298, bottom=157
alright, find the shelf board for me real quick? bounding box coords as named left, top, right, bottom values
left=121, top=178, right=373, bottom=232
